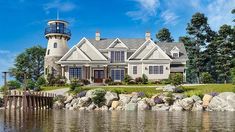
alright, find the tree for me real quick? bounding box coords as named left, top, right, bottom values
left=185, top=12, right=214, bottom=83
left=232, top=9, right=235, bottom=22
left=169, top=73, right=183, bottom=86
left=215, top=25, right=233, bottom=83
left=156, top=28, right=174, bottom=42
left=200, top=72, right=214, bottom=84
left=9, top=46, right=46, bottom=82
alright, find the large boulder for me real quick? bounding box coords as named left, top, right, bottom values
left=172, top=93, right=185, bottom=100
left=169, top=100, right=183, bottom=111
left=64, top=95, right=74, bottom=104
left=179, top=97, right=194, bottom=110
left=87, top=103, right=96, bottom=111
left=104, top=92, right=118, bottom=106
left=119, top=94, right=132, bottom=105
left=130, top=95, right=138, bottom=103
left=77, top=97, right=91, bottom=107
left=100, top=105, right=109, bottom=111
left=111, top=101, right=120, bottom=109
left=53, top=101, right=64, bottom=109
left=70, top=98, right=79, bottom=106
left=163, top=85, right=176, bottom=92
left=192, top=102, right=203, bottom=111
left=152, top=104, right=170, bottom=111
left=138, top=100, right=150, bottom=110
left=202, top=94, right=213, bottom=108
left=208, top=92, right=235, bottom=111
left=85, top=90, right=94, bottom=98
left=125, top=102, right=138, bottom=111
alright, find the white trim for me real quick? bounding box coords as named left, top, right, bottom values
left=141, top=47, right=157, bottom=61
left=76, top=47, right=91, bottom=61
left=107, top=38, right=129, bottom=49
left=128, top=39, right=150, bottom=60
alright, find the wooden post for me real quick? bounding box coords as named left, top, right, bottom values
left=8, top=91, right=12, bottom=112
left=14, top=91, right=17, bottom=111
left=19, top=91, right=22, bottom=110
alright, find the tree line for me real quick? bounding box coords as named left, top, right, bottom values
left=156, top=10, right=235, bottom=84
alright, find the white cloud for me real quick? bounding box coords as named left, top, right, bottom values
left=126, top=0, right=160, bottom=22
left=160, top=10, right=179, bottom=25
left=43, top=0, right=76, bottom=14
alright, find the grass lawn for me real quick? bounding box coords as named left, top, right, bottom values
left=182, top=84, right=235, bottom=97
left=41, top=86, right=69, bottom=91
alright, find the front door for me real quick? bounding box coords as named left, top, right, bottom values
left=94, top=70, right=104, bottom=83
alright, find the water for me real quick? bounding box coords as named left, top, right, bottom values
left=1, top=110, right=235, bottom=132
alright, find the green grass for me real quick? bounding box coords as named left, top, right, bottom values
left=41, top=86, right=69, bottom=91
left=182, top=84, right=235, bottom=97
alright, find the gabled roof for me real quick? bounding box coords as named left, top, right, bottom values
left=157, top=42, right=188, bottom=60
left=107, top=38, right=129, bottom=49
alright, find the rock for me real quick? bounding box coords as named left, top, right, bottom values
left=152, top=104, right=169, bottom=111
left=125, top=102, right=137, bottom=111
left=85, top=90, right=95, bottom=98
left=191, top=95, right=201, bottom=102
left=146, top=98, right=155, bottom=107
left=64, top=95, right=74, bottom=104
left=138, top=100, right=150, bottom=110
left=169, top=100, right=183, bottom=111
left=208, top=92, right=235, bottom=111
left=111, top=101, right=120, bottom=109
left=79, top=107, right=86, bottom=111
left=87, top=103, right=96, bottom=111
left=77, top=97, right=91, bottom=107
left=192, top=102, right=203, bottom=111
left=130, top=95, right=138, bottom=103
left=163, top=85, right=176, bottom=92
left=53, top=101, right=64, bottom=109
left=202, top=94, right=213, bottom=108
left=119, top=94, right=131, bottom=105
left=69, top=107, right=75, bottom=110
left=116, top=106, right=123, bottom=110
left=70, top=98, right=79, bottom=106
left=173, top=93, right=185, bottom=100
left=104, top=92, right=118, bottom=106
left=179, top=97, right=194, bottom=110
left=100, top=105, right=109, bottom=111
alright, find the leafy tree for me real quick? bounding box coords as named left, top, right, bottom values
left=215, top=25, right=233, bottom=83
left=7, top=80, right=21, bottom=89
left=169, top=73, right=183, bottom=86
left=200, top=72, right=214, bottom=84
left=156, top=28, right=174, bottom=42
left=36, top=76, right=47, bottom=86
left=9, top=46, right=46, bottom=82
left=185, top=12, right=214, bottom=83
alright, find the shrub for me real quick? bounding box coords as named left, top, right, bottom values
left=37, top=76, right=46, bottom=86
left=135, top=77, right=143, bottom=84
left=154, top=97, right=164, bottom=104
left=70, top=79, right=80, bottom=91
left=169, top=73, right=183, bottom=86
left=104, top=77, right=113, bottom=84
left=80, top=79, right=90, bottom=85
left=124, top=74, right=132, bottom=84
left=200, top=72, right=214, bottom=84
left=91, top=88, right=106, bottom=107
left=142, top=74, right=148, bottom=84
left=165, top=92, right=174, bottom=105
left=74, top=87, right=83, bottom=95
left=53, top=95, right=66, bottom=103
left=47, top=74, right=56, bottom=86
left=109, top=82, right=123, bottom=85
left=160, top=79, right=171, bottom=85
left=7, top=80, right=21, bottom=89
left=26, top=79, right=35, bottom=90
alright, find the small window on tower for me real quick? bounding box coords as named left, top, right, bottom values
left=47, top=49, right=50, bottom=55
left=54, top=43, right=57, bottom=48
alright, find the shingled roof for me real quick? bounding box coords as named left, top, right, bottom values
left=87, top=38, right=188, bottom=60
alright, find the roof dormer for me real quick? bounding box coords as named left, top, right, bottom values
left=170, top=46, right=180, bottom=58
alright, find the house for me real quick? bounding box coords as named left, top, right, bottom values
left=44, top=20, right=188, bottom=84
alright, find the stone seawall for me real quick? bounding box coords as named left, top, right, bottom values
left=53, top=91, right=235, bottom=111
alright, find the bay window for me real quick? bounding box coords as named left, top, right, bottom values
left=111, top=51, right=125, bottom=63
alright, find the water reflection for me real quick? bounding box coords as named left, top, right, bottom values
left=1, top=110, right=235, bottom=132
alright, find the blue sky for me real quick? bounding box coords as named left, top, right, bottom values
left=0, top=0, right=234, bottom=85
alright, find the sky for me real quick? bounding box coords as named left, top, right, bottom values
left=0, top=0, right=234, bottom=85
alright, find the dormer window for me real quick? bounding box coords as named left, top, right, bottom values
left=170, top=46, right=180, bottom=58
left=173, top=53, right=179, bottom=58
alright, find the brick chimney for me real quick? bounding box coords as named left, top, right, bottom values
left=95, top=31, right=100, bottom=41
left=145, top=32, right=151, bottom=40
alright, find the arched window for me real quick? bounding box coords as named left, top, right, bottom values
left=54, top=43, right=57, bottom=48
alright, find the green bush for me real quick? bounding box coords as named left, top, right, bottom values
left=26, top=79, right=35, bottom=90
left=165, top=92, right=174, bottom=105
left=37, top=76, right=46, bottom=86
left=7, top=80, right=21, bottom=89
left=104, top=77, right=113, bottom=84
left=231, top=68, right=235, bottom=85
left=160, top=79, right=171, bottom=84
left=169, top=73, right=183, bottom=86
left=135, top=77, right=143, bottom=84
left=124, top=74, right=132, bottom=84
left=91, top=88, right=106, bottom=107
left=70, top=79, right=80, bottom=91
left=200, top=72, right=214, bottom=84
left=142, top=74, right=148, bottom=84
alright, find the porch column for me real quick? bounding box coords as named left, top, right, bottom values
left=61, top=66, right=65, bottom=77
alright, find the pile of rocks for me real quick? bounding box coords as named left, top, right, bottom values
left=53, top=89, right=235, bottom=111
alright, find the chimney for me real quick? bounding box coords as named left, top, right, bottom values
left=145, top=32, right=151, bottom=40
left=95, top=31, right=100, bottom=41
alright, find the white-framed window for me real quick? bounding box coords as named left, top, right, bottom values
left=110, top=51, right=125, bottom=63
left=149, top=66, right=164, bottom=74
left=172, top=53, right=179, bottom=58
left=111, top=69, right=125, bottom=81
left=69, top=67, right=82, bottom=80
left=133, top=66, right=137, bottom=74
left=54, top=43, right=57, bottom=48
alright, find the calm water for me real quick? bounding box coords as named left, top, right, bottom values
left=1, top=110, right=235, bottom=132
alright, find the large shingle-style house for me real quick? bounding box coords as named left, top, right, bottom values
left=44, top=20, right=188, bottom=83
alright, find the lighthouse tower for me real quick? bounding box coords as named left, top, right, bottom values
left=44, top=20, right=71, bottom=77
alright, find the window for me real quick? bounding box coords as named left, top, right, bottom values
left=54, top=43, right=57, bottom=48
left=111, top=69, right=125, bottom=81
left=173, top=53, right=179, bottom=58
left=133, top=66, right=137, bottom=74
left=149, top=66, right=164, bottom=74
left=69, top=67, right=82, bottom=79
left=110, top=51, right=125, bottom=63
left=47, top=49, right=50, bottom=55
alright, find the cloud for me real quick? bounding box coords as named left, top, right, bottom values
left=43, top=0, right=76, bottom=14
left=160, top=10, right=179, bottom=25
left=126, top=0, right=160, bottom=22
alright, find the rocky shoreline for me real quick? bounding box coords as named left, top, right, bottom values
left=53, top=89, right=235, bottom=111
